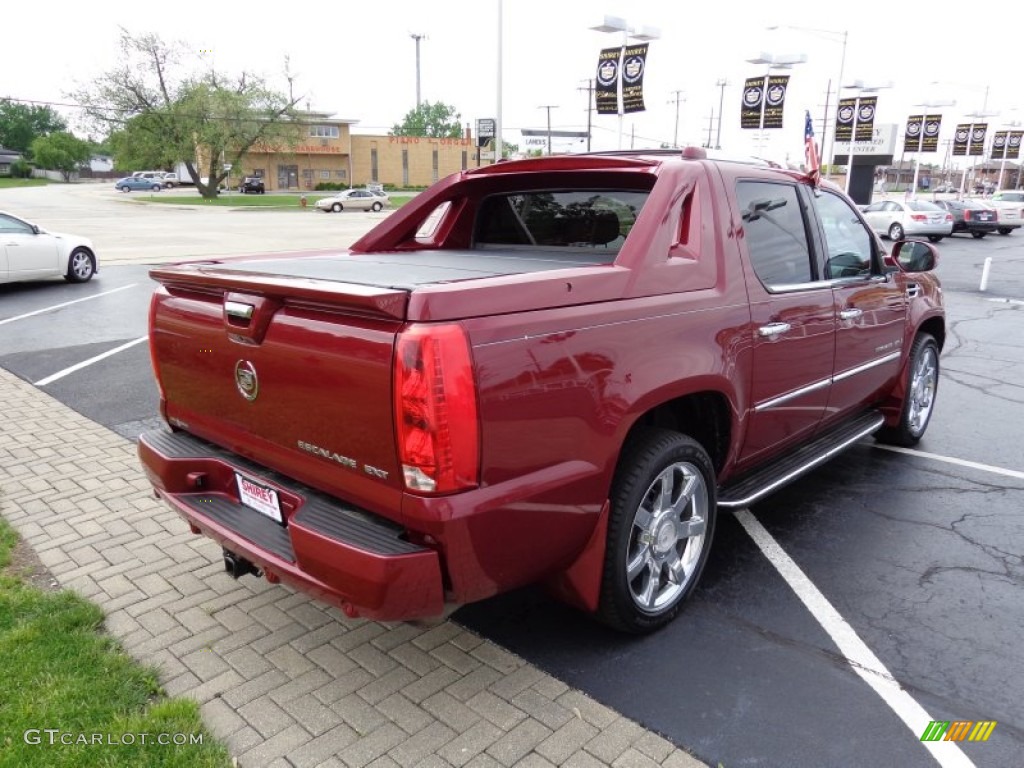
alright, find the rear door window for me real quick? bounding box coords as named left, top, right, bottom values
left=736, top=181, right=814, bottom=287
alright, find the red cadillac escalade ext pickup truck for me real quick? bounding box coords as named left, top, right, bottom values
left=138, top=148, right=944, bottom=633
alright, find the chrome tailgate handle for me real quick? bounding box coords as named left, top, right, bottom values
left=758, top=322, right=792, bottom=338
left=225, top=301, right=255, bottom=322
left=840, top=308, right=863, bottom=320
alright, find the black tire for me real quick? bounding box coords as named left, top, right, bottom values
left=998, top=228, right=1013, bottom=235
left=332, top=202, right=342, bottom=213
left=371, top=201, right=383, bottom=212
left=874, top=333, right=939, bottom=447
left=64, top=248, right=95, bottom=283
left=151, top=184, right=161, bottom=192
left=927, top=235, right=943, bottom=243
left=596, top=429, right=716, bottom=634
left=888, top=223, right=905, bottom=241
left=120, top=185, right=130, bottom=193
left=971, top=231, right=986, bottom=239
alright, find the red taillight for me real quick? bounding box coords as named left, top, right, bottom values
left=945, top=213, right=953, bottom=222
left=148, top=292, right=167, bottom=420
left=910, top=214, right=927, bottom=222
left=964, top=210, right=972, bottom=220
left=394, top=324, right=479, bottom=494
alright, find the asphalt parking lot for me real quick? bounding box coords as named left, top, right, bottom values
left=2, top=184, right=1022, bottom=767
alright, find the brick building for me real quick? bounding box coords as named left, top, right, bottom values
left=223, top=111, right=486, bottom=191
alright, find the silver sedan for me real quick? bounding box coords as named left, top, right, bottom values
left=314, top=189, right=389, bottom=213
left=861, top=200, right=953, bottom=242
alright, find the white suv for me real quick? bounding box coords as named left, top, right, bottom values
left=988, top=190, right=1024, bottom=235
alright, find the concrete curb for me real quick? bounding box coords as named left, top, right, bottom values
left=0, top=367, right=708, bottom=768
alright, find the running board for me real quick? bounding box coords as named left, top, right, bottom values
left=718, top=411, right=885, bottom=509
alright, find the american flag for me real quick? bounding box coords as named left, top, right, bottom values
left=804, top=110, right=820, bottom=185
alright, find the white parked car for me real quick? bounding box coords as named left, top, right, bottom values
left=0, top=211, right=97, bottom=284
left=315, top=189, right=389, bottom=212
left=860, top=200, right=953, bottom=242
left=986, top=190, right=1024, bottom=235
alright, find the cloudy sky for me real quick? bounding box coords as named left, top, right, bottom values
left=2, top=0, right=1020, bottom=167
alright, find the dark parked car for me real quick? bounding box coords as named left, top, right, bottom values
left=934, top=199, right=998, bottom=238
left=239, top=177, right=265, bottom=194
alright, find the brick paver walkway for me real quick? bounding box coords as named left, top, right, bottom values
left=0, top=368, right=706, bottom=768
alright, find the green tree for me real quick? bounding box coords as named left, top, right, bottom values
left=391, top=101, right=463, bottom=138
left=30, top=132, right=91, bottom=181
left=72, top=30, right=299, bottom=198
left=0, top=100, right=66, bottom=156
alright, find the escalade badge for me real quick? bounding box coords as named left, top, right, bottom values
left=235, top=360, right=259, bottom=401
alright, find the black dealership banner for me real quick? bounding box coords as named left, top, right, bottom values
left=761, top=75, right=790, bottom=129
left=854, top=97, right=877, bottom=141
left=991, top=131, right=1008, bottom=159
left=835, top=97, right=857, bottom=143
left=740, top=77, right=765, bottom=129
left=904, top=115, right=924, bottom=152
left=621, top=43, right=649, bottom=114
left=953, top=124, right=970, bottom=156
left=595, top=47, right=621, bottom=115
left=922, top=114, right=941, bottom=153
left=969, top=123, right=988, bottom=156
left=1008, top=131, right=1023, bottom=160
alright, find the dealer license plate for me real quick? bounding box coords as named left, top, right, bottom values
left=235, top=473, right=283, bottom=524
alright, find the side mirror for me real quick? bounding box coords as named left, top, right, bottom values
left=31, top=224, right=40, bottom=235
left=890, top=240, right=938, bottom=273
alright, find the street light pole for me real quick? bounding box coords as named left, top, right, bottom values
left=410, top=33, right=426, bottom=108
left=840, top=79, right=893, bottom=196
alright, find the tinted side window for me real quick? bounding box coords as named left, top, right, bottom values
left=737, top=182, right=812, bottom=287
left=816, top=191, right=874, bottom=278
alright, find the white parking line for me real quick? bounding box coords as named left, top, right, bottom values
left=734, top=509, right=976, bottom=768
left=35, top=336, right=149, bottom=387
left=873, top=444, right=1024, bottom=481
left=0, top=284, right=139, bottom=326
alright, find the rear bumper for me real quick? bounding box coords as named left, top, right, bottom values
left=138, top=429, right=444, bottom=621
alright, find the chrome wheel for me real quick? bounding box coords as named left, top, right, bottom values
left=65, top=248, right=94, bottom=283
left=907, top=344, right=937, bottom=436
left=626, top=461, right=708, bottom=613
left=889, top=223, right=905, bottom=241
left=598, top=429, right=716, bottom=633
left=875, top=333, right=939, bottom=447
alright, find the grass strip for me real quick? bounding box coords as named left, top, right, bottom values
left=0, top=516, right=231, bottom=768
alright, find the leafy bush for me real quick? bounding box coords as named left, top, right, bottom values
left=314, top=182, right=345, bottom=191
left=10, top=159, right=33, bottom=178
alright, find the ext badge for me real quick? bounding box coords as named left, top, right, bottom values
left=235, top=360, right=259, bottom=401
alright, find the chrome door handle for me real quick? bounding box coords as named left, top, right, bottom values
left=839, top=308, right=863, bottom=320
left=758, top=322, right=792, bottom=337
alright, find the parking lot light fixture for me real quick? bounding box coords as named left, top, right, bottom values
left=744, top=52, right=808, bottom=155
left=589, top=15, right=662, bottom=149
left=840, top=80, right=893, bottom=195
left=767, top=25, right=848, bottom=180
left=910, top=99, right=957, bottom=198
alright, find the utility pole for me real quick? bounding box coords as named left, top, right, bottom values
left=667, top=90, right=686, bottom=147
left=715, top=79, right=728, bottom=149
left=706, top=111, right=714, bottom=148
left=577, top=79, right=595, bottom=152
left=538, top=105, right=559, bottom=154
left=410, top=33, right=427, bottom=108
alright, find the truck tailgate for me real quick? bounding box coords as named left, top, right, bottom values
left=149, top=263, right=408, bottom=520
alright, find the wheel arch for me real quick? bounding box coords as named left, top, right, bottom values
left=618, top=389, right=733, bottom=477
